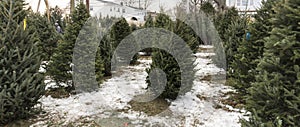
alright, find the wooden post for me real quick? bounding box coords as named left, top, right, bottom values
left=86, top=0, right=90, bottom=13
left=44, top=0, right=50, bottom=21
left=37, top=0, right=41, bottom=12
left=70, top=0, right=75, bottom=14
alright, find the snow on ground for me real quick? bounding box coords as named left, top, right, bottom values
left=31, top=46, right=246, bottom=127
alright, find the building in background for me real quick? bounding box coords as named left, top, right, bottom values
left=226, top=0, right=262, bottom=14
left=90, top=0, right=147, bottom=24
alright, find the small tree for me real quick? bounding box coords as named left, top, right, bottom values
left=146, top=14, right=196, bottom=100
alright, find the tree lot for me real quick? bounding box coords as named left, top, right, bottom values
left=0, top=0, right=299, bottom=126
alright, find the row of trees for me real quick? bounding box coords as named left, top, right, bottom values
left=213, top=0, right=300, bottom=126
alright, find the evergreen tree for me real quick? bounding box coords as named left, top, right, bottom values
left=142, top=15, right=155, bottom=55
left=47, top=2, right=90, bottom=90
left=49, top=6, right=66, bottom=31
left=230, top=0, right=279, bottom=97
left=242, top=0, right=300, bottom=126
left=110, top=18, right=131, bottom=49
left=73, top=17, right=104, bottom=92
left=27, top=12, right=61, bottom=61
left=200, top=1, right=215, bottom=16
left=146, top=14, right=196, bottom=100
left=97, top=16, right=117, bottom=76
left=173, top=19, right=201, bottom=53
left=224, top=16, right=248, bottom=83
left=213, top=7, right=239, bottom=69
left=110, top=17, right=137, bottom=64
left=0, top=0, right=44, bottom=124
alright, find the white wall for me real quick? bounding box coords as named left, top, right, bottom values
left=226, top=0, right=262, bottom=12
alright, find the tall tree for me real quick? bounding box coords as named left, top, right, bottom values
left=242, top=0, right=300, bottom=126
left=230, top=0, right=279, bottom=97
left=0, top=0, right=45, bottom=124
left=47, top=2, right=90, bottom=91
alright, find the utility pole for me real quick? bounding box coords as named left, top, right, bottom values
left=44, top=0, right=50, bottom=21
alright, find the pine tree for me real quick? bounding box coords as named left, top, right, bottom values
left=49, top=6, right=66, bottom=31
left=47, top=2, right=90, bottom=90
left=0, top=0, right=45, bottom=124
left=173, top=19, right=201, bottom=53
left=110, top=17, right=137, bottom=64
left=200, top=1, right=215, bottom=16
left=242, top=0, right=300, bottom=126
left=230, top=0, right=279, bottom=97
left=146, top=14, right=196, bottom=100
left=142, top=15, right=155, bottom=55
left=110, top=18, right=131, bottom=49
left=97, top=16, right=117, bottom=76
left=223, top=16, right=248, bottom=93
left=27, top=12, right=61, bottom=61
left=213, top=7, right=239, bottom=69
left=73, top=17, right=104, bottom=92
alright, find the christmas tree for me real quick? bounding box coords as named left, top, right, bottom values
left=146, top=14, right=196, bottom=100
left=47, top=2, right=90, bottom=91
left=230, top=0, right=279, bottom=97
left=0, top=0, right=45, bottom=124
left=242, top=0, right=300, bottom=126
left=27, top=12, right=61, bottom=61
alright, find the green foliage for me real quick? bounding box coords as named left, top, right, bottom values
left=243, top=0, right=300, bottom=126
left=73, top=17, right=104, bottom=92
left=146, top=14, right=196, bottom=100
left=49, top=6, right=66, bottom=31
left=200, top=2, right=215, bottom=16
left=213, top=7, right=239, bottom=69
left=47, top=3, right=90, bottom=90
left=27, top=12, right=61, bottom=60
left=110, top=17, right=137, bottom=64
left=110, top=18, right=131, bottom=49
left=214, top=7, right=239, bottom=41
left=0, top=0, right=44, bottom=124
left=97, top=16, right=119, bottom=77
left=224, top=16, right=248, bottom=93
left=230, top=0, right=279, bottom=97
left=173, top=19, right=201, bottom=53
left=142, top=15, right=155, bottom=55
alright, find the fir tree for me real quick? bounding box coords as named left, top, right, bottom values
left=73, top=17, right=104, bottom=92
left=213, top=7, right=239, bottom=69
left=47, top=2, right=90, bottom=90
left=110, top=17, right=137, bottom=64
left=49, top=6, right=66, bottom=31
left=0, top=0, right=45, bottom=124
left=242, top=0, right=300, bottom=126
left=27, top=12, right=61, bottom=61
left=200, top=1, right=215, bottom=16
left=230, top=0, right=279, bottom=97
left=146, top=14, right=196, bottom=100
left=142, top=15, right=155, bottom=55
left=173, top=19, right=201, bottom=53
left=110, top=18, right=131, bottom=49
